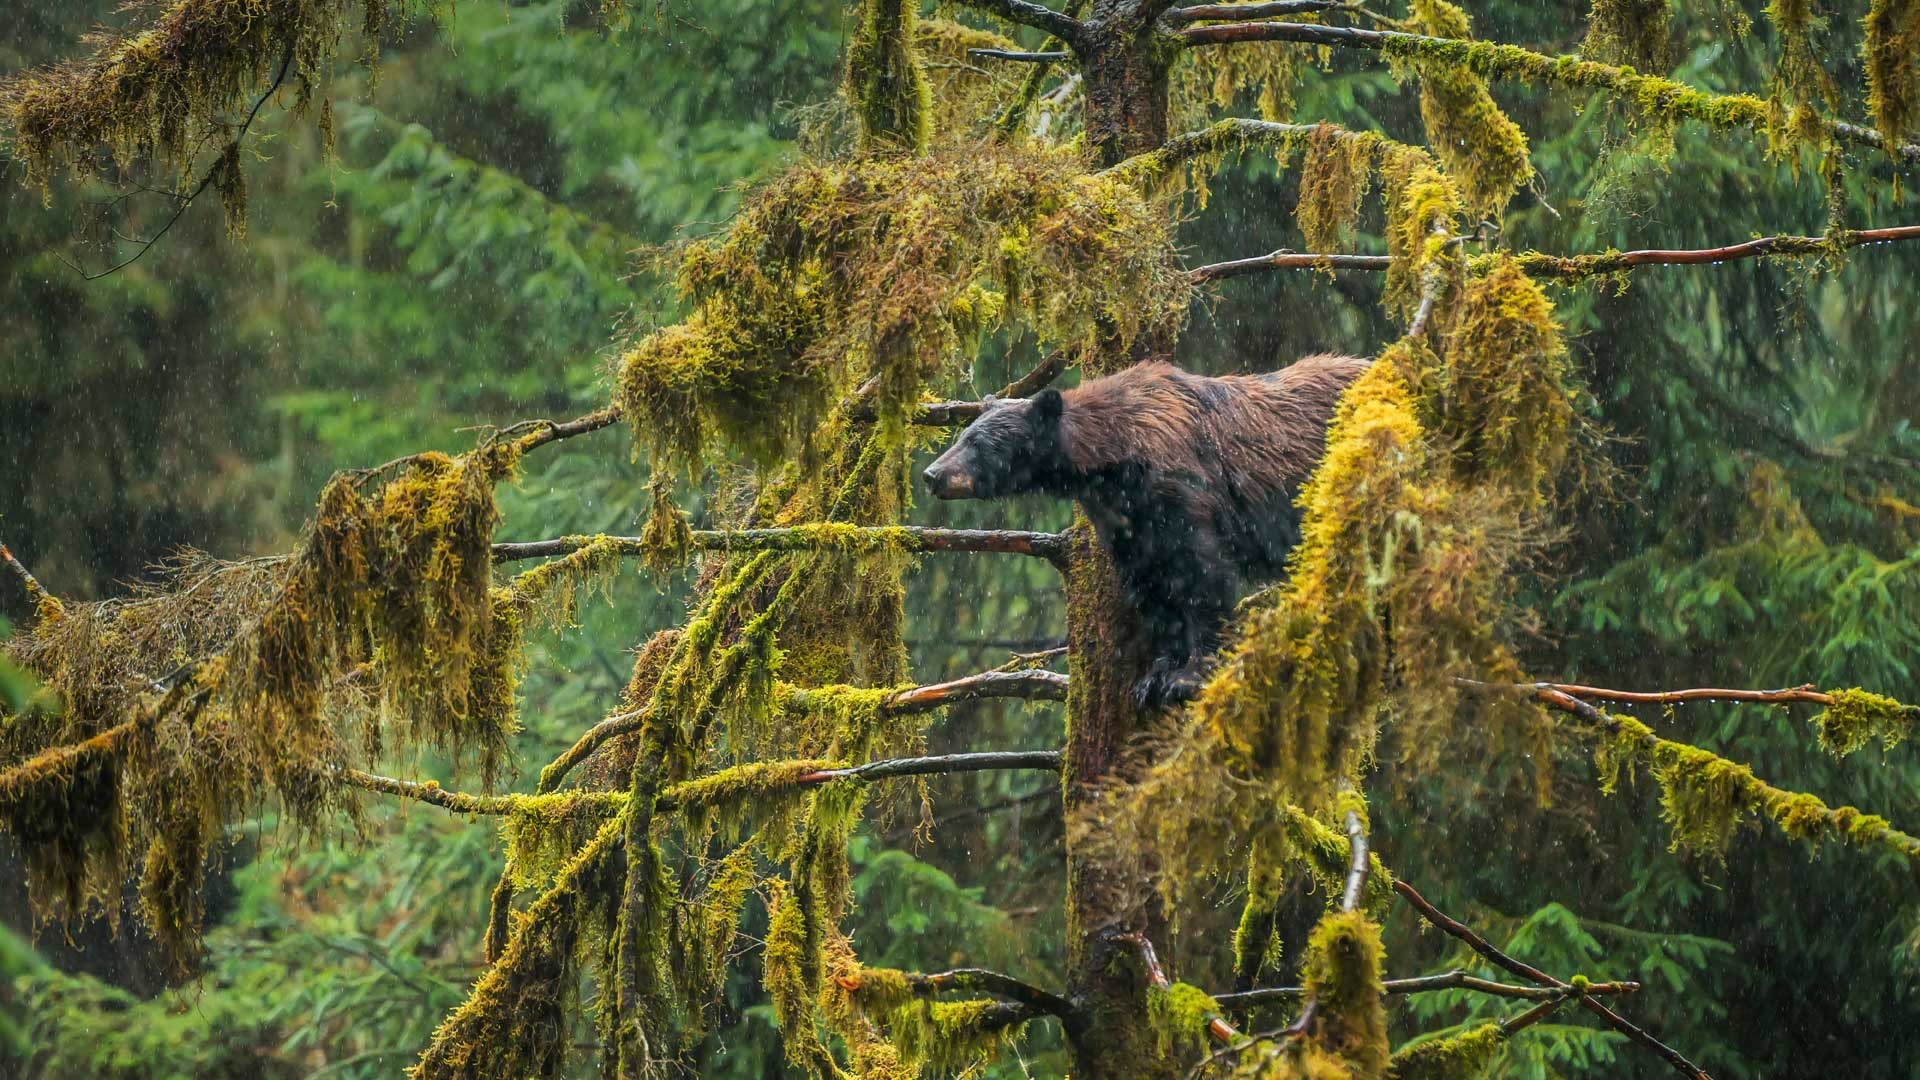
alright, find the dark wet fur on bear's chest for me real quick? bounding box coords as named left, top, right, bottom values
left=922, top=355, right=1367, bottom=708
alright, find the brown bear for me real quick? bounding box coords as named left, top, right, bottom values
left=922, top=355, right=1369, bottom=707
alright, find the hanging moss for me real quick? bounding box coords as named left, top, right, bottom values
left=1864, top=0, right=1920, bottom=149
left=1301, top=910, right=1389, bottom=1079
left=888, top=999, right=1026, bottom=1073
left=615, top=143, right=1189, bottom=483
left=1579, top=709, right=1920, bottom=862
left=411, top=815, right=626, bottom=1080
left=1297, top=124, right=1378, bottom=252
left=1811, top=687, right=1916, bottom=755
left=845, top=0, right=932, bottom=153
left=1583, top=0, right=1671, bottom=70
left=509, top=535, right=625, bottom=631
left=500, top=792, right=629, bottom=891
left=1173, top=27, right=1307, bottom=134
left=1388, top=1022, right=1505, bottom=1080
left=1147, top=982, right=1223, bottom=1061
left=639, top=476, right=695, bottom=579
left=1380, top=151, right=1465, bottom=318
left=914, top=18, right=1025, bottom=140
left=1405, top=0, right=1534, bottom=216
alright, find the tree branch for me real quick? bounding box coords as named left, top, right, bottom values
left=1114, top=932, right=1243, bottom=1043
left=996, top=347, right=1075, bottom=398
left=1162, top=0, right=1350, bottom=24
left=969, top=48, right=1073, bottom=62
left=64, top=40, right=297, bottom=281
left=1214, top=969, right=1639, bottom=1008
left=342, top=750, right=1063, bottom=816
left=492, top=526, right=1071, bottom=567
left=1191, top=251, right=1393, bottom=281
left=1169, top=21, right=1920, bottom=166
left=1393, top=880, right=1713, bottom=1080
left=1516, top=681, right=1835, bottom=708
left=951, top=0, right=1085, bottom=44
left=900, top=968, right=1076, bottom=1017
left=0, top=541, right=57, bottom=615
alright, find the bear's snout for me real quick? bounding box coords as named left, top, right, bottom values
left=922, top=464, right=974, bottom=499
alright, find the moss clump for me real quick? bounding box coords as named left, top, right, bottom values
left=1302, top=910, right=1389, bottom=1078
left=1579, top=709, right=1920, bottom=863
left=509, top=535, right=624, bottom=631
left=500, top=792, right=629, bottom=890
left=1583, top=0, right=1671, bottom=70
left=845, top=0, right=933, bottom=153
left=1, top=437, right=526, bottom=963
left=889, top=999, right=1025, bottom=1073
left=1173, top=24, right=1306, bottom=133
left=763, top=782, right=868, bottom=1076
left=1147, top=981, right=1223, bottom=1061
left=1405, top=0, right=1534, bottom=216
left=615, top=142, right=1189, bottom=492
left=1297, top=123, right=1377, bottom=252
left=1863, top=0, right=1920, bottom=149
left=665, top=758, right=835, bottom=841
left=1812, top=687, right=1916, bottom=755
left=1388, top=1022, right=1505, bottom=1079
left=639, top=477, right=695, bottom=579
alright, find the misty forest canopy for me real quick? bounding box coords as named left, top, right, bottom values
left=2, top=0, right=1920, bottom=1077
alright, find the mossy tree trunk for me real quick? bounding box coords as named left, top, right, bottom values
left=1060, top=9, right=1178, bottom=1070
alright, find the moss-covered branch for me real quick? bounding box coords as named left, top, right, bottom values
left=1169, top=19, right=1920, bottom=163
left=1216, top=969, right=1639, bottom=1008
left=1392, top=879, right=1710, bottom=1079
left=836, top=965, right=1076, bottom=1017
left=491, top=525, right=1072, bottom=567
left=1533, top=686, right=1920, bottom=862
left=1192, top=251, right=1393, bottom=280
left=343, top=750, right=1063, bottom=818
left=1161, top=0, right=1354, bottom=24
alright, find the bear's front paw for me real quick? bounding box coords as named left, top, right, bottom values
left=1131, top=658, right=1206, bottom=711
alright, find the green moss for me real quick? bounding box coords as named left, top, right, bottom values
left=1583, top=0, right=1671, bottom=70
left=1406, top=0, right=1535, bottom=216
left=1388, top=1022, right=1505, bottom=1079
left=1301, top=910, right=1389, bottom=1078
left=1813, top=687, right=1916, bottom=755
left=1147, top=981, right=1223, bottom=1061
left=500, top=792, right=630, bottom=890
left=1863, top=0, right=1920, bottom=149
left=639, top=476, right=695, bottom=579
left=845, top=0, right=932, bottom=153
left=508, top=535, right=624, bottom=631
left=1297, top=124, right=1378, bottom=252
left=891, top=998, right=1024, bottom=1073
left=615, top=144, right=1188, bottom=482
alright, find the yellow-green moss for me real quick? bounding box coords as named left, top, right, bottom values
left=500, top=792, right=630, bottom=890
left=615, top=144, right=1189, bottom=482
left=1812, top=687, right=1915, bottom=755
left=1301, top=910, right=1389, bottom=1079
left=1147, top=981, right=1223, bottom=1061
left=1406, top=0, right=1535, bottom=216
left=509, top=535, right=624, bottom=631
left=1863, top=0, right=1920, bottom=149
left=1583, top=0, right=1671, bottom=70
left=1388, top=1022, right=1505, bottom=1079
left=845, top=0, right=932, bottom=153
left=1297, top=123, right=1378, bottom=252
left=890, top=998, right=1025, bottom=1073
left=639, top=476, right=695, bottom=579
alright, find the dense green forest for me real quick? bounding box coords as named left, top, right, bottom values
left=2, top=0, right=1918, bottom=1076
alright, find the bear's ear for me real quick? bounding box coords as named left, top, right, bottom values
left=1031, top=388, right=1064, bottom=423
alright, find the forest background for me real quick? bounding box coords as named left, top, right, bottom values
left=2, top=1, right=1919, bottom=1077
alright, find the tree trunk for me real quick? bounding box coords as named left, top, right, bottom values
left=1057, top=8, right=1178, bottom=1074
left=1079, top=0, right=1174, bottom=167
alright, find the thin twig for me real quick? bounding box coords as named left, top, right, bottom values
left=0, top=542, right=55, bottom=612
left=1214, top=969, right=1639, bottom=1008
left=491, top=526, right=1072, bottom=567
left=1393, top=880, right=1713, bottom=1080
left=66, top=41, right=297, bottom=281
left=970, top=47, right=1073, bottom=62
left=951, top=0, right=1085, bottom=43
left=1190, top=251, right=1393, bottom=281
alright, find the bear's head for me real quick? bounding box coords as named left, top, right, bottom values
left=922, top=389, right=1066, bottom=500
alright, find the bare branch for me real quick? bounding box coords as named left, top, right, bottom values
left=0, top=541, right=57, bottom=614
left=64, top=41, right=297, bottom=281
left=1191, top=251, right=1392, bottom=281
left=1214, top=969, right=1640, bottom=1009
left=970, top=48, right=1073, bottom=62
left=491, top=526, right=1071, bottom=566
left=794, top=750, right=1062, bottom=783
left=950, top=0, right=1085, bottom=44
left=343, top=750, right=1063, bottom=816
left=996, top=348, right=1075, bottom=398
left=1162, top=0, right=1350, bottom=24
left=1393, top=880, right=1713, bottom=1080
left=1515, top=681, right=1835, bottom=708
